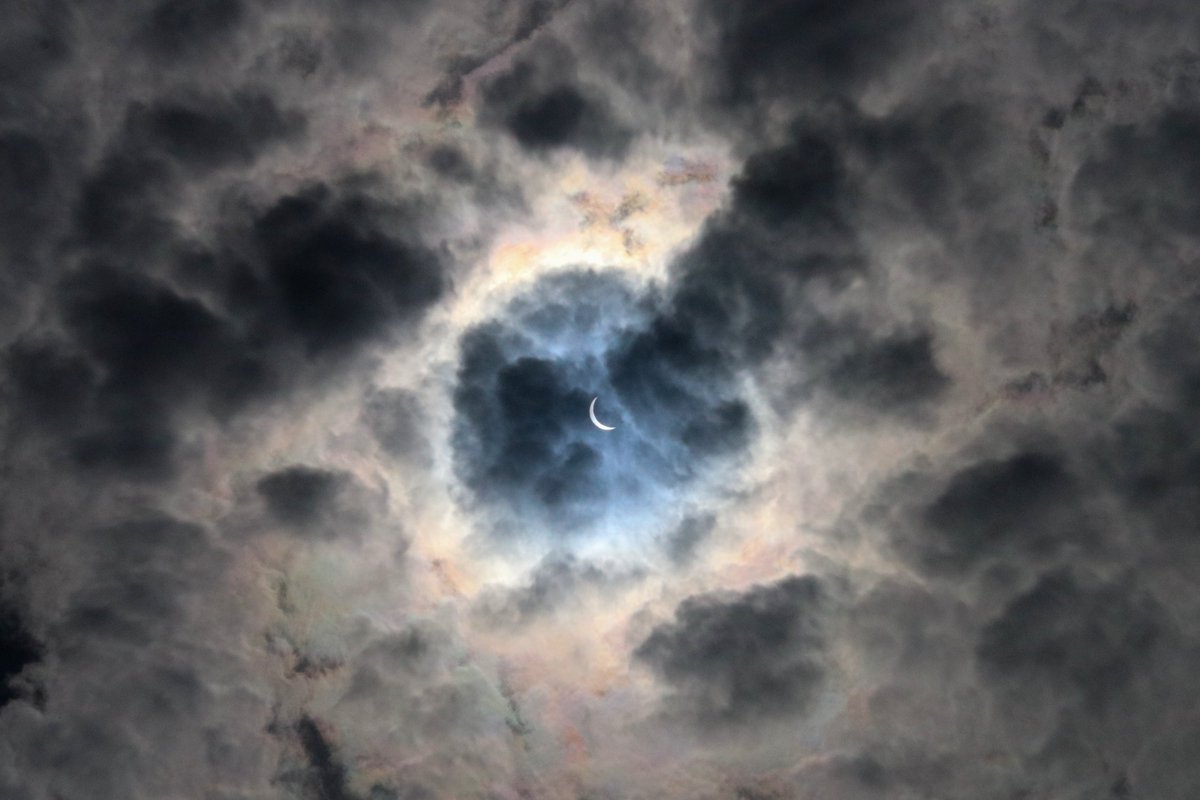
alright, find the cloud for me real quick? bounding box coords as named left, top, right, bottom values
left=122, top=90, right=305, bottom=172
left=977, top=569, right=1166, bottom=715
left=884, top=449, right=1088, bottom=578
left=134, top=0, right=245, bottom=62
left=3, top=175, right=451, bottom=482
left=1072, top=107, right=1200, bottom=263
left=423, top=0, right=572, bottom=109
left=0, top=603, right=41, bottom=711
left=621, top=119, right=949, bottom=422
left=693, top=0, right=928, bottom=126
left=249, top=183, right=447, bottom=356
left=0, top=129, right=55, bottom=263
left=635, top=575, right=829, bottom=726
left=5, top=0, right=1200, bottom=797
left=477, top=37, right=634, bottom=159
left=472, top=552, right=644, bottom=627
left=662, top=513, right=716, bottom=565
left=257, top=465, right=374, bottom=539
left=362, top=388, right=430, bottom=461
left=448, top=110, right=960, bottom=553
left=291, top=715, right=357, bottom=800
left=452, top=269, right=753, bottom=543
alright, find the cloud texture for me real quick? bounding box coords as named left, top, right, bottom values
left=3, top=1, right=1200, bottom=798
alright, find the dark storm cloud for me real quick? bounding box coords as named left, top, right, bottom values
left=57, top=515, right=230, bottom=647
left=635, top=575, right=828, bottom=726
left=844, top=299, right=1200, bottom=796
left=924, top=452, right=1074, bottom=561
left=1097, top=404, right=1200, bottom=542
left=802, top=324, right=949, bottom=419
left=75, top=151, right=178, bottom=252
left=665, top=126, right=863, bottom=368
left=1000, top=302, right=1139, bottom=397
left=859, top=91, right=1200, bottom=578
left=3, top=337, right=95, bottom=432
left=75, top=88, right=305, bottom=255
left=0, top=603, right=41, bottom=710
left=977, top=569, right=1166, bottom=715
left=780, top=746, right=993, bottom=800
left=293, top=716, right=356, bottom=800
left=0, top=1, right=72, bottom=114
left=60, top=266, right=242, bottom=406
left=477, top=37, right=633, bottom=159
left=42, top=264, right=263, bottom=478
left=252, top=462, right=364, bottom=537
left=41, top=264, right=242, bottom=478
left=134, top=0, right=244, bottom=61
left=693, top=0, right=927, bottom=127
left=3, top=172, right=451, bottom=481
left=122, top=90, right=305, bottom=172
left=426, top=144, right=474, bottom=183
left=883, top=449, right=1089, bottom=578
left=1071, top=107, right=1200, bottom=255
left=852, top=101, right=1000, bottom=233
left=1077, top=303, right=1200, bottom=555
left=635, top=120, right=948, bottom=418
left=249, top=183, right=447, bottom=355
left=0, top=129, right=56, bottom=262
left=318, top=0, right=437, bottom=78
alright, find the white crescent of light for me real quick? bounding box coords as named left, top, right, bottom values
left=589, top=397, right=616, bottom=431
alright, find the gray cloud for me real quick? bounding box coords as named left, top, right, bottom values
left=977, top=568, right=1166, bottom=715
left=635, top=575, right=829, bottom=726
left=472, top=552, right=644, bottom=627
left=0, top=601, right=41, bottom=711
left=477, top=36, right=634, bottom=160
left=256, top=465, right=380, bottom=541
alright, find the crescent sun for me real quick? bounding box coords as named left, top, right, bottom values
left=589, top=397, right=616, bottom=431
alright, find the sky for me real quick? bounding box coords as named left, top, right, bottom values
left=2, top=1, right=1200, bottom=798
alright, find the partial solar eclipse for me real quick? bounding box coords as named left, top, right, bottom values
left=589, top=396, right=616, bottom=431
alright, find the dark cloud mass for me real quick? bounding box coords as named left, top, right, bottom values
left=135, top=0, right=245, bottom=61
left=259, top=466, right=351, bottom=527
left=249, top=184, right=447, bottom=355
left=635, top=575, right=828, bottom=725
left=5, top=173, right=450, bottom=481
left=292, top=716, right=356, bottom=800
left=122, top=90, right=305, bottom=171
left=910, top=450, right=1083, bottom=576
left=0, top=604, right=41, bottom=709
left=4, top=0, right=1200, bottom=798
left=977, top=569, right=1165, bottom=714
left=478, top=37, right=633, bottom=159
left=695, top=0, right=925, bottom=129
